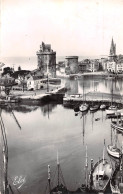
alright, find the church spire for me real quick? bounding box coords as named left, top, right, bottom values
left=110, top=37, right=116, bottom=56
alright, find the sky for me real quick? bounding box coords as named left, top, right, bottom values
left=0, top=0, right=123, bottom=57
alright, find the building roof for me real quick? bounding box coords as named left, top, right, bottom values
left=28, top=75, right=43, bottom=81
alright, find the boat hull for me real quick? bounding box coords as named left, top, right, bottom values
left=107, top=145, right=120, bottom=159
left=79, top=103, right=89, bottom=112
left=91, top=159, right=113, bottom=192
left=90, top=105, right=99, bottom=112
left=110, top=165, right=123, bottom=194
left=100, top=104, right=106, bottom=110
left=111, top=121, right=123, bottom=133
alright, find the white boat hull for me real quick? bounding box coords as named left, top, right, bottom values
left=79, top=104, right=89, bottom=112
left=107, top=145, right=120, bottom=159
left=106, top=109, right=116, bottom=115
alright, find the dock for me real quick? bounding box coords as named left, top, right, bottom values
left=63, top=92, right=123, bottom=107
left=16, top=86, right=67, bottom=103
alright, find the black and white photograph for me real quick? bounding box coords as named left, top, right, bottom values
left=0, top=0, right=123, bottom=193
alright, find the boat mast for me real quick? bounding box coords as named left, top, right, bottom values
left=103, top=140, right=105, bottom=165
left=121, top=142, right=123, bottom=183
left=83, top=77, right=84, bottom=103
left=48, top=165, right=51, bottom=194
left=111, top=78, right=113, bottom=106
left=114, top=129, right=117, bottom=148
left=57, top=151, right=60, bottom=187
left=85, top=145, right=88, bottom=187
left=47, top=58, right=49, bottom=92
left=0, top=109, right=9, bottom=194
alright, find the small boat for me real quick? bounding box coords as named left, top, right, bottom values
left=107, top=129, right=121, bottom=159
left=95, top=118, right=100, bottom=121
left=100, top=104, right=106, bottom=110
left=106, top=105, right=117, bottom=115
left=79, top=103, right=89, bottom=112
left=90, top=105, right=99, bottom=112
left=91, top=141, right=113, bottom=192
left=110, top=145, right=123, bottom=194
left=111, top=120, right=123, bottom=133
left=107, top=145, right=121, bottom=158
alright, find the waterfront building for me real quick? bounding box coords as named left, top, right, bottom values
left=65, top=56, right=79, bottom=74
left=86, top=59, right=100, bottom=72
left=27, top=75, right=44, bottom=90
left=101, top=58, right=108, bottom=71
left=116, top=58, right=123, bottom=73
left=79, top=59, right=91, bottom=72
left=36, top=42, right=56, bottom=77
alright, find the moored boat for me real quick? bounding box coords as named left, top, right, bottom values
left=90, top=105, right=99, bottom=112
left=106, top=105, right=117, bottom=115
left=111, top=120, right=123, bottom=133
left=110, top=145, right=123, bottom=194
left=91, top=141, right=113, bottom=192
left=107, top=128, right=121, bottom=159
left=100, top=104, right=106, bottom=110
left=107, top=145, right=121, bottom=159
left=79, top=103, right=89, bottom=112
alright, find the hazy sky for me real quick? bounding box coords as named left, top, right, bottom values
left=1, top=0, right=123, bottom=57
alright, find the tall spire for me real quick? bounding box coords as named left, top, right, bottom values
left=110, top=37, right=116, bottom=56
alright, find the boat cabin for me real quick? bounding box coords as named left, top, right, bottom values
left=96, top=170, right=104, bottom=180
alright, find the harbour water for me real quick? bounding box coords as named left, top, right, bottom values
left=0, top=77, right=123, bottom=194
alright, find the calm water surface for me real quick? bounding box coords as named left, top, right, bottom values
left=1, top=78, right=123, bottom=194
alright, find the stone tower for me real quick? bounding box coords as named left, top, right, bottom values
left=36, top=42, right=56, bottom=77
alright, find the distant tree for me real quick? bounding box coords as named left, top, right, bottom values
left=2, top=67, right=13, bottom=76
left=18, top=66, right=21, bottom=71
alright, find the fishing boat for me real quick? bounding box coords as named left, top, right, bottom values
left=100, top=104, right=106, bottom=110
left=79, top=103, right=89, bottom=112
left=47, top=152, right=69, bottom=194
left=111, top=120, right=123, bottom=133
left=90, top=105, right=99, bottom=112
left=110, top=145, right=123, bottom=194
left=91, top=141, right=113, bottom=192
left=107, top=129, right=121, bottom=158
left=106, top=105, right=117, bottom=115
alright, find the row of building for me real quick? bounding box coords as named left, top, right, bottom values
left=36, top=39, right=123, bottom=76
